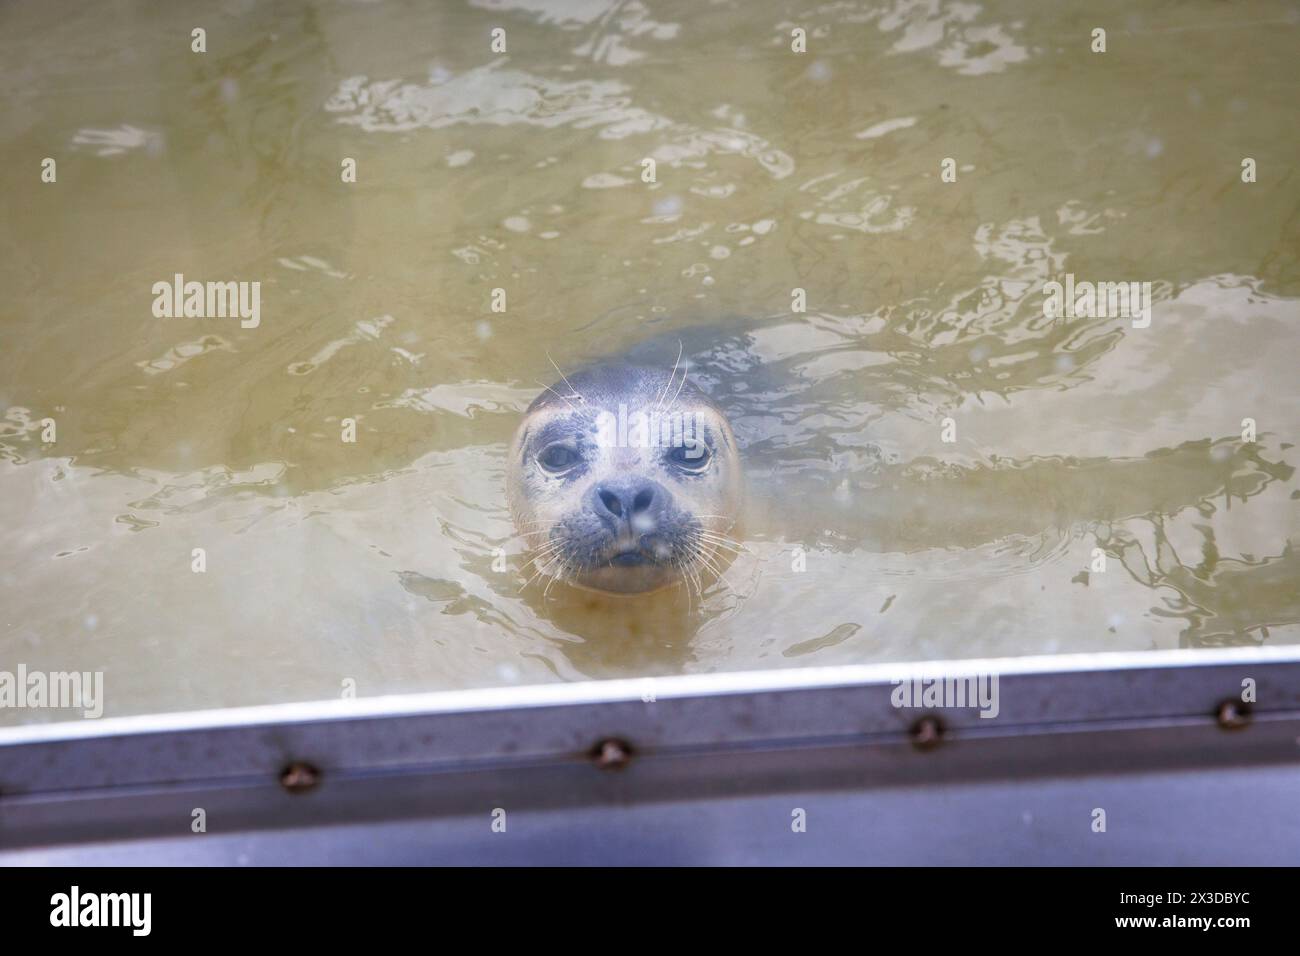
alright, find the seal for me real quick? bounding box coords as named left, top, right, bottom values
left=508, top=360, right=742, bottom=594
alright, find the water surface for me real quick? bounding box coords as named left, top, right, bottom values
left=1, top=0, right=1298, bottom=721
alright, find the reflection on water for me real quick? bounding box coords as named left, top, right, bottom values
left=0, top=0, right=1297, bottom=720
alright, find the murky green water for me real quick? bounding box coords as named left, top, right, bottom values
left=2, top=0, right=1298, bottom=722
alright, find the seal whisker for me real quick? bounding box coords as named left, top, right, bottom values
left=542, top=554, right=571, bottom=599
left=538, top=551, right=567, bottom=591
left=694, top=533, right=745, bottom=551
left=692, top=517, right=742, bottom=531
left=696, top=557, right=732, bottom=596
left=693, top=521, right=743, bottom=538
left=688, top=564, right=706, bottom=604
left=678, top=558, right=699, bottom=613
left=519, top=543, right=563, bottom=577
left=519, top=547, right=557, bottom=570
left=690, top=546, right=719, bottom=577
left=693, top=531, right=748, bottom=554
left=522, top=532, right=564, bottom=551
left=687, top=533, right=735, bottom=590
left=664, top=351, right=690, bottom=412
left=693, top=525, right=744, bottom=542
left=534, top=379, right=585, bottom=416
left=545, top=351, right=585, bottom=405
left=519, top=544, right=566, bottom=590
left=514, top=529, right=561, bottom=546
left=654, top=339, right=684, bottom=413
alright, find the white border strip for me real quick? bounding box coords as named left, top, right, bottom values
left=2, top=644, right=1296, bottom=746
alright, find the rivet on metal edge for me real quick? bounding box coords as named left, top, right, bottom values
left=910, top=715, right=944, bottom=751
left=1215, top=700, right=1251, bottom=731
left=280, top=761, right=321, bottom=793
left=591, top=738, right=634, bottom=770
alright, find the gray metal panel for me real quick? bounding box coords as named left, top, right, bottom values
left=8, top=765, right=1299, bottom=866
left=2, top=647, right=1298, bottom=864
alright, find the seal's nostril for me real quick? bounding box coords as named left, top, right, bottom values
left=595, top=482, right=661, bottom=524
left=598, top=489, right=622, bottom=517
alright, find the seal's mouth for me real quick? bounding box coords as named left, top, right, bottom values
left=609, top=550, right=650, bottom=567
left=600, top=537, right=669, bottom=568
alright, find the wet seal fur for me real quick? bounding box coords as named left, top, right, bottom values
left=508, top=361, right=742, bottom=594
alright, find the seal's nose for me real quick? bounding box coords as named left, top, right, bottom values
left=592, top=479, right=667, bottom=533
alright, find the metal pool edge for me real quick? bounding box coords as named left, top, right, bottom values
left=2, top=646, right=1298, bottom=864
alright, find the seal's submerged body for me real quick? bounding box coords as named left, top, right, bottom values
left=508, top=362, right=742, bottom=594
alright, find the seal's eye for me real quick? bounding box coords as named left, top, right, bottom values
left=538, top=443, right=580, bottom=474
left=667, top=444, right=712, bottom=473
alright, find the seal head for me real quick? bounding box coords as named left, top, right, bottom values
left=508, top=363, right=742, bottom=594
